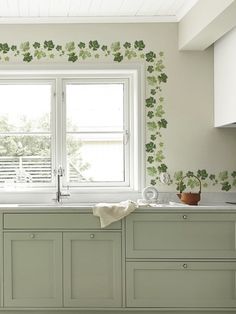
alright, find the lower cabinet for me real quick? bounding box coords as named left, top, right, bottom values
left=4, top=232, right=62, bottom=307
left=126, top=261, right=236, bottom=308
left=63, top=232, right=122, bottom=307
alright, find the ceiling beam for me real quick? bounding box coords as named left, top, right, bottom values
left=179, top=0, right=236, bottom=50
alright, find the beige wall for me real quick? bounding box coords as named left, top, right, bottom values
left=0, top=23, right=235, bottom=192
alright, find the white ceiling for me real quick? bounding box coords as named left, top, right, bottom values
left=0, top=0, right=199, bottom=23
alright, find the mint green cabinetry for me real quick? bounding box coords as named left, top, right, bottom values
left=4, top=232, right=62, bottom=307
left=63, top=232, right=122, bottom=307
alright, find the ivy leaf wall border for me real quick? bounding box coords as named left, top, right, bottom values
left=0, top=39, right=235, bottom=192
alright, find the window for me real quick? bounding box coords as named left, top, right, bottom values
left=0, top=69, right=143, bottom=193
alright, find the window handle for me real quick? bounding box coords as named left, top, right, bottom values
left=124, top=130, right=129, bottom=145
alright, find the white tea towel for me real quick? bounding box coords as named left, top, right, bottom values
left=93, top=200, right=136, bottom=228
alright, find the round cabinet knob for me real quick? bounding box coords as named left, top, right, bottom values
left=90, top=234, right=95, bottom=239
left=182, top=263, right=188, bottom=269
left=30, top=234, right=35, bottom=239
left=183, top=215, right=188, bottom=220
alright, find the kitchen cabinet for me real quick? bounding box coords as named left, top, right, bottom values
left=63, top=232, right=122, bottom=307
left=214, top=27, right=236, bottom=127
left=125, top=212, right=236, bottom=309
left=4, top=232, right=62, bottom=307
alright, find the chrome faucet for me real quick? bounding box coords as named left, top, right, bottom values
left=55, top=166, right=70, bottom=203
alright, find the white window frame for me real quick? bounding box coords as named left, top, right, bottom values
left=0, top=64, right=145, bottom=203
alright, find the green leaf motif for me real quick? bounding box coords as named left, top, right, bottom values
left=150, top=179, right=157, bottom=186
left=155, top=105, right=165, bottom=117
left=197, top=169, right=208, bottom=180
left=147, top=111, right=154, bottom=119
left=150, top=89, right=156, bottom=95
left=123, top=42, right=131, bottom=49
left=20, top=41, right=30, bottom=52
left=56, top=45, right=62, bottom=51
left=145, top=97, right=156, bottom=108
left=0, top=43, right=10, bottom=54
left=145, top=142, right=156, bottom=153
left=221, top=181, right=231, bottom=191
left=113, top=52, right=123, bottom=62
left=79, top=50, right=91, bottom=60
left=23, top=52, right=33, bottom=62
left=150, top=134, right=156, bottom=141
left=43, top=40, right=55, bottom=51
left=174, top=171, right=184, bottom=181
left=134, top=40, right=145, bottom=51
left=125, top=50, right=137, bottom=59
left=111, top=42, right=121, bottom=52
left=218, top=171, right=228, bottom=181
left=147, top=156, right=154, bottom=164
left=158, top=119, right=167, bottom=129
left=10, top=45, right=17, bottom=51
left=157, top=163, right=168, bottom=173
left=78, top=42, right=86, bottom=49
left=65, top=42, right=75, bottom=52
left=147, top=76, right=158, bottom=86
left=101, top=45, right=108, bottom=51
left=147, top=121, right=157, bottom=131
left=145, top=51, right=156, bottom=62
left=33, top=42, right=40, bottom=49
left=155, top=150, right=164, bottom=162
left=147, top=65, right=154, bottom=73
left=147, top=166, right=157, bottom=176
left=158, top=73, right=168, bottom=83
left=89, top=40, right=100, bottom=51
left=68, top=52, right=78, bottom=62
left=34, top=50, right=46, bottom=59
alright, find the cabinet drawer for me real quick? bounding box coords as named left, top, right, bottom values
left=126, top=261, right=236, bottom=308
left=3, top=213, right=121, bottom=230
left=126, top=213, right=236, bottom=258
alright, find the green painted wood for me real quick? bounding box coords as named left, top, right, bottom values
left=126, top=261, right=236, bottom=308
left=126, top=213, right=236, bottom=258
left=63, top=232, right=122, bottom=307
left=3, top=213, right=121, bottom=230
left=4, top=232, right=62, bottom=307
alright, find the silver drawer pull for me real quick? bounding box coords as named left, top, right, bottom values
left=183, top=215, right=188, bottom=220
left=30, top=233, right=35, bottom=239
left=182, top=263, right=188, bottom=269
left=90, top=234, right=95, bottom=239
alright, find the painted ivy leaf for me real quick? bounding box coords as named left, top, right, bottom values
left=34, top=50, right=46, bottom=59
left=20, top=41, right=30, bottom=52
left=113, top=52, right=123, bottom=62
left=10, top=45, right=17, bottom=51
left=155, top=105, right=165, bottom=117
left=209, top=174, right=216, bottom=181
left=155, top=150, right=164, bottom=162
left=145, top=142, right=156, bottom=153
left=111, top=42, right=121, bottom=52
left=150, top=134, right=156, bottom=141
left=145, top=97, right=156, bottom=108
left=101, top=45, right=108, bottom=51
left=231, top=171, right=236, bottom=178
left=123, top=42, right=131, bottom=49
left=134, top=40, right=145, bottom=51
left=68, top=52, right=78, bottom=62
left=95, top=54, right=99, bottom=58
left=158, top=73, right=168, bottom=83
left=203, top=182, right=208, bottom=188
left=187, top=178, right=196, bottom=189
left=186, top=171, right=194, bottom=178
left=140, top=53, right=145, bottom=59
left=150, top=179, right=156, bottom=186
left=89, top=40, right=100, bottom=51
left=49, top=53, right=55, bottom=59
left=157, top=163, right=168, bottom=173
left=147, top=111, right=154, bottom=119
left=147, top=65, right=154, bottom=73
left=155, top=60, right=165, bottom=72
left=78, top=42, right=86, bottom=49
left=33, top=42, right=40, bottom=49
left=177, top=181, right=186, bottom=192
left=147, top=121, right=157, bottom=131
left=145, top=51, right=156, bottom=62
left=147, top=166, right=157, bottom=176
left=159, top=51, right=164, bottom=57
left=65, top=42, right=75, bottom=52
left=125, top=50, right=137, bottom=59
left=0, top=43, right=10, bottom=54
left=23, top=52, right=33, bottom=62
left=147, top=156, right=154, bottom=164
left=221, top=181, right=231, bottom=191
left=197, top=169, right=208, bottom=180
left=218, top=171, right=228, bottom=181
left=174, top=171, right=183, bottom=181
left=79, top=50, right=91, bottom=60
left=159, top=142, right=164, bottom=148
left=43, top=40, right=55, bottom=51
left=150, top=89, right=156, bottom=95
left=159, top=97, right=164, bottom=102
left=233, top=179, right=236, bottom=186
left=158, top=118, right=167, bottom=129
left=56, top=45, right=62, bottom=51
left=4, top=56, right=9, bottom=62
left=147, top=76, right=157, bottom=86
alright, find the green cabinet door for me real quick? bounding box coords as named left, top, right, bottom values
left=4, top=232, right=62, bottom=307
left=126, top=261, right=236, bottom=308
left=63, top=232, right=122, bottom=307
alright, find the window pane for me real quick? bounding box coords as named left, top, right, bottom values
left=0, top=135, right=52, bottom=184
left=66, top=84, right=124, bottom=132
left=0, top=84, right=51, bottom=132
left=67, top=134, right=124, bottom=183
